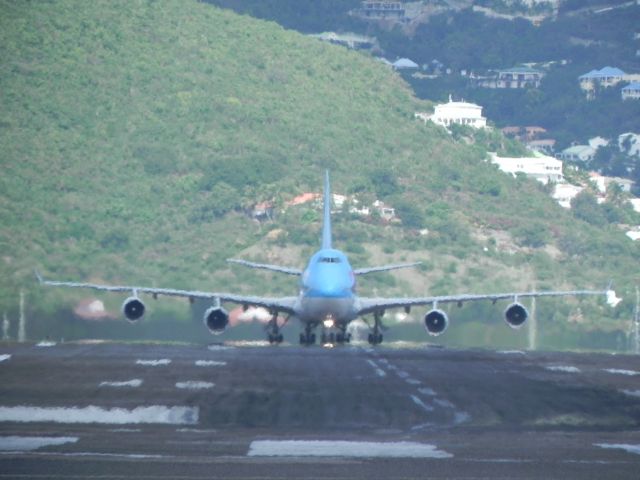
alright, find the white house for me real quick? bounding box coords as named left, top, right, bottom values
left=490, top=151, right=563, bottom=185
left=622, top=82, right=640, bottom=100
left=579, top=66, right=626, bottom=90
left=553, top=183, right=584, bottom=209
left=416, top=96, right=487, bottom=129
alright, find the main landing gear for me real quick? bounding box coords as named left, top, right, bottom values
left=299, top=326, right=316, bottom=346
left=367, top=311, right=384, bottom=345
left=267, top=312, right=286, bottom=345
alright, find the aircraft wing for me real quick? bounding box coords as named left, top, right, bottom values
left=356, top=288, right=610, bottom=316
left=36, top=272, right=299, bottom=314
left=226, top=259, right=302, bottom=276
left=353, top=262, right=422, bottom=275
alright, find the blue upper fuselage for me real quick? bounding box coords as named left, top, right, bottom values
left=301, top=248, right=355, bottom=299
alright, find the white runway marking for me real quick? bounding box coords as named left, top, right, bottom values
left=397, top=370, right=410, bottom=379
left=497, top=350, right=526, bottom=355
left=0, top=405, right=198, bottom=425
left=247, top=440, right=452, bottom=458
left=621, top=389, right=640, bottom=398
left=419, top=387, right=437, bottom=396
left=99, top=379, right=143, bottom=388
left=546, top=365, right=581, bottom=373
left=36, top=341, right=56, bottom=347
left=175, top=381, right=214, bottom=390
left=195, top=360, right=227, bottom=367
left=410, top=394, right=434, bottom=412
left=207, top=345, right=234, bottom=351
left=0, top=354, right=10, bottom=362
left=366, top=359, right=386, bottom=378
left=604, top=369, right=640, bottom=376
left=595, top=443, right=640, bottom=455
left=405, top=378, right=421, bottom=385
left=136, top=359, right=171, bottom=366
left=0, top=436, right=78, bottom=451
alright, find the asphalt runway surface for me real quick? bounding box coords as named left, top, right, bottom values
left=1, top=340, right=640, bottom=479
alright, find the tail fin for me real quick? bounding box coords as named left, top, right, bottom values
left=322, top=170, right=332, bottom=249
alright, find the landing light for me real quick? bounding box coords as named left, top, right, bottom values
left=323, top=318, right=335, bottom=329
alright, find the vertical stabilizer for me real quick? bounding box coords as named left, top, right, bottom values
left=322, top=170, right=332, bottom=249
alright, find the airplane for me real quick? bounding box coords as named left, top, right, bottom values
left=37, top=171, right=615, bottom=346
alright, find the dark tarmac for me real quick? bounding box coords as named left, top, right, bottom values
left=1, top=341, right=640, bottom=479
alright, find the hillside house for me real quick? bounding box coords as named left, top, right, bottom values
left=476, top=67, right=544, bottom=89
left=589, top=172, right=634, bottom=195
left=577, top=67, right=640, bottom=98
left=553, top=183, right=584, bottom=209
left=416, top=97, right=487, bottom=129
left=526, top=139, right=556, bottom=155
left=392, top=58, right=419, bottom=70
left=490, top=152, right=563, bottom=185
left=357, top=1, right=406, bottom=20
left=579, top=67, right=626, bottom=90
left=622, top=82, right=640, bottom=100
left=557, top=145, right=596, bottom=163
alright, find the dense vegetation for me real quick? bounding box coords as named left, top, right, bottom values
left=1, top=0, right=639, bottom=348
left=206, top=1, right=640, bottom=160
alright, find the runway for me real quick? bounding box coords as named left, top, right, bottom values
left=1, top=341, right=640, bottom=479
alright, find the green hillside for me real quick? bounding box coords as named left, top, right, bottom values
left=0, top=0, right=638, bottom=348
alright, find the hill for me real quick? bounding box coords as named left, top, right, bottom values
left=0, top=0, right=638, bottom=348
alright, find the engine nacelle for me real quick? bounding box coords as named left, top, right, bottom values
left=204, top=306, right=229, bottom=335
left=424, top=309, right=449, bottom=336
left=122, top=296, right=145, bottom=322
left=505, top=302, right=528, bottom=328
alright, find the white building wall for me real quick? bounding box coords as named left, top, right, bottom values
left=490, top=152, right=563, bottom=185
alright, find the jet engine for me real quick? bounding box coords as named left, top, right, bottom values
left=204, top=306, right=229, bottom=335
left=122, top=296, right=145, bottom=322
left=424, top=309, right=449, bottom=336
left=504, top=302, right=528, bottom=328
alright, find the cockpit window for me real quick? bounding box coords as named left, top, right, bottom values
left=319, top=257, right=341, bottom=263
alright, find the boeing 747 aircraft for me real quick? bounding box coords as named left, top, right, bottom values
left=38, top=172, right=614, bottom=345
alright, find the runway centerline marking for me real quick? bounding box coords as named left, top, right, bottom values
left=410, top=394, right=434, bottom=412
left=546, top=365, right=581, bottom=373
left=175, top=381, right=214, bottom=390
left=365, top=359, right=386, bottom=378
left=195, top=360, right=226, bottom=367
left=99, top=379, right=142, bottom=388
left=247, top=440, right=453, bottom=458
left=0, top=355, right=10, bottom=362
left=135, top=359, right=171, bottom=366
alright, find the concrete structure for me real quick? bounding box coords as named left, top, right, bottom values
left=416, top=97, right=487, bottom=129
left=622, top=82, right=640, bottom=100
left=308, top=32, right=376, bottom=50
left=490, top=152, right=563, bottom=185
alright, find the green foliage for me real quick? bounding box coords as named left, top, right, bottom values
left=0, top=0, right=638, bottom=346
